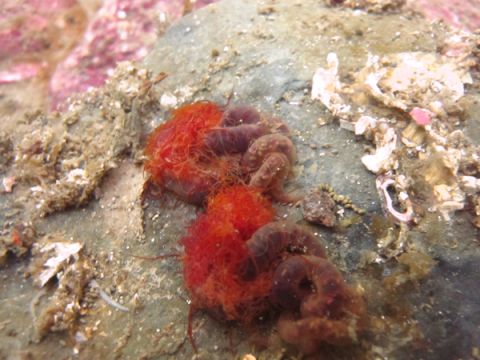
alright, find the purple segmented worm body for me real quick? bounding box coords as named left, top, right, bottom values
left=242, top=134, right=297, bottom=170
left=221, top=105, right=262, bottom=126
left=204, top=124, right=269, bottom=155
left=242, top=221, right=366, bottom=353
left=204, top=105, right=299, bottom=202
left=243, top=221, right=326, bottom=278
left=204, top=103, right=269, bottom=154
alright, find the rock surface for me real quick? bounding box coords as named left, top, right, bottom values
left=0, top=0, right=479, bottom=359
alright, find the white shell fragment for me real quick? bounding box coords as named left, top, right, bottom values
left=37, top=242, right=83, bottom=287
left=90, top=280, right=129, bottom=312
left=432, top=184, right=465, bottom=220
left=66, top=169, right=89, bottom=185
left=460, top=176, right=480, bottom=194
left=361, top=126, right=398, bottom=174
left=160, top=92, right=178, bottom=108
left=354, top=116, right=377, bottom=136
left=359, top=52, right=472, bottom=113
left=2, top=176, right=16, bottom=193
left=311, top=53, right=350, bottom=118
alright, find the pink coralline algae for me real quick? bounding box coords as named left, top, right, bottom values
left=0, top=0, right=218, bottom=108
left=0, top=0, right=86, bottom=83
left=0, top=0, right=80, bottom=59
left=0, top=63, right=46, bottom=84
left=49, top=0, right=218, bottom=109
left=408, top=0, right=480, bottom=33
left=49, top=0, right=160, bottom=109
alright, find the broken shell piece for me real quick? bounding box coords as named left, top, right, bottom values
left=376, top=176, right=414, bottom=224
left=358, top=52, right=472, bottom=113
left=432, top=184, right=465, bottom=220
left=423, top=150, right=461, bottom=186
left=160, top=92, right=178, bottom=109
left=66, top=169, right=89, bottom=185
left=361, top=145, right=396, bottom=174
left=90, top=280, right=129, bottom=312
left=35, top=241, right=83, bottom=287
left=31, top=238, right=93, bottom=341
left=401, top=123, right=426, bottom=148
left=311, top=53, right=339, bottom=108
left=363, top=58, right=404, bottom=109
left=473, top=197, right=480, bottom=229
left=355, top=116, right=377, bottom=136
left=2, top=176, right=16, bottom=193
left=361, top=127, right=398, bottom=174
left=311, top=53, right=350, bottom=118
left=376, top=223, right=409, bottom=260
left=460, top=176, right=480, bottom=194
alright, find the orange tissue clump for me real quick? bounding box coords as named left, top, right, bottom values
left=182, top=185, right=275, bottom=321
left=144, top=102, right=239, bottom=203
left=206, top=185, right=275, bottom=239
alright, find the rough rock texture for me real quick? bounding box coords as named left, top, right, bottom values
left=302, top=189, right=337, bottom=227
left=0, top=0, right=479, bottom=359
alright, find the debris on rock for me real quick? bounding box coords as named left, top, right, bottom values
left=10, top=62, right=159, bottom=217
left=311, top=42, right=480, bottom=223
left=0, top=223, right=36, bottom=266
left=302, top=188, right=337, bottom=227
left=311, top=52, right=351, bottom=120
left=0, top=1, right=478, bottom=358
left=29, top=234, right=94, bottom=340
left=31, top=238, right=83, bottom=287
left=357, top=52, right=472, bottom=113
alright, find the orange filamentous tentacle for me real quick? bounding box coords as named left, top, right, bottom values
left=144, top=102, right=240, bottom=203
left=181, top=185, right=275, bottom=321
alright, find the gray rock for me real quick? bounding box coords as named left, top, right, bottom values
left=0, top=1, right=479, bottom=359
